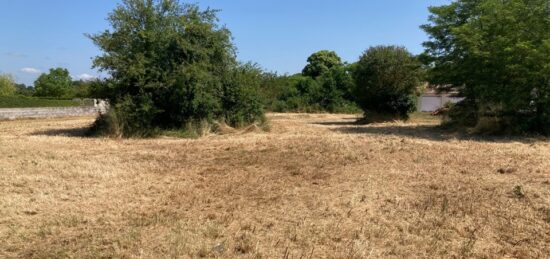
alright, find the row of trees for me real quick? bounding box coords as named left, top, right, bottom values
left=87, top=0, right=424, bottom=137
left=261, top=51, right=359, bottom=113
left=260, top=47, right=424, bottom=120
left=6, top=0, right=547, bottom=136
left=0, top=68, right=95, bottom=99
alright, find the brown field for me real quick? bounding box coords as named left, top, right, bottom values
left=0, top=113, right=549, bottom=258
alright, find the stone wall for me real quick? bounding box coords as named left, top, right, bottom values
left=0, top=107, right=103, bottom=120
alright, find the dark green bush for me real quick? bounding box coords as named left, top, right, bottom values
left=354, top=46, right=424, bottom=122
left=261, top=51, right=360, bottom=114
left=88, top=0, right=265, bottom=137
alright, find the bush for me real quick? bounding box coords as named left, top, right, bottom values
left=262, top=51, right=360, bottom=114
left=354, top=46, right=424, bottom=122
left=88, top=0, right=265, bottom=137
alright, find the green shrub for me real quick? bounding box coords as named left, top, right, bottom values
left=87, top=0, right=265, bottom=137
left=262, top=51, right=360, bottom=114
left=354, top=46, right=424, bottom=121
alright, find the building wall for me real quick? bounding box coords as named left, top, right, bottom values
left=0, top=107, right=101, bottom=120
left=0, top=100, right=109, bottom=120
left=418, top=96, right=464, bottom=112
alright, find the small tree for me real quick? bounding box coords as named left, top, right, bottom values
left=88, top=0, right=264, bottom=137
left=34, top=68, right=73, bottom=98
left=0, top=74, right=17, bottom=96
left=302, top=50, right=344, bottom=78
left=354, top=46, right=424, bottom=121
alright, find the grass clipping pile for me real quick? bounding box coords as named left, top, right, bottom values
left=0, top=113, right=548, bottom=258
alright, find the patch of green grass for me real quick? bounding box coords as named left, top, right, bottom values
left=0, top=96, right=82, bottom=108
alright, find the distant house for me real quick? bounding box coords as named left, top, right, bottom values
left=418, top=88, right=465, bottom=112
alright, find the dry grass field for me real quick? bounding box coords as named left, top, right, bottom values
left=0, top=113, right=549, bottom=258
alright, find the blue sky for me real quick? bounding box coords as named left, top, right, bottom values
left=0, top=0, right=450, bottom=85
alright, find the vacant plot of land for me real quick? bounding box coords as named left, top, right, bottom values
left=0, top=113, right=548, bottom=258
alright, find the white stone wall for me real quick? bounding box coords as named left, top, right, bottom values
left=418, top=96, right=464, bottom=112
left=0, top=107, right=102, bottom=120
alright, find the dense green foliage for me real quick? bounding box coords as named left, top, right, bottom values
left=422, top=0, right=550, bottom=134
left=0, top=74, right=17, bottom=97
left=354, top=46, right=424, bottom=121
left=0, top=96, right=81, bottom=108
left=34, top=68, right=73, bottom=98
left=302, top=50, right=344, bottom=78
left=260, top=51, right=360, bottom=114
left=72, top=80, right=93, bottom=98
left=14, top=84, right=34, bottom=97
left=88, top=0, right=264, bottom=137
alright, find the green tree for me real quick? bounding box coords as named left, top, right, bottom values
left=264, top=51, right=359, bottom=114
left=72, top=80, right=93, bottom=98
left=15, top=84, right=35, bottom=96
left=354, top=46, right=424, bottom=121
left=88, top=0, right=264, bottom=137
left=421, top=0, right=550, bottom=133
left=302, top=50, right=344, bottom=78
left=34, top=68, right=73, bottom=98
left=0, top=74, right=17, bottom=96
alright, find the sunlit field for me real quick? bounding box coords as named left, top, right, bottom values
left=1, top=114, right=549, bottom=258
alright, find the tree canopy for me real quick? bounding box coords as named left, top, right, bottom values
left=88, top=0, right=264, bottom=137
left=33, top=68, right=73, bottom=98
left=302, top=50, right=344, bottom=78
left=354, top=46, right=424, bottom=121
left=421, top=0, right=550, bottom=133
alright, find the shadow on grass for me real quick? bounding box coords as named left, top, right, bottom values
left=329, top=123, right=546, bottom=143
left=312, top=116, right=362, bottom=126
left=30, top=127, right=92, bottom=137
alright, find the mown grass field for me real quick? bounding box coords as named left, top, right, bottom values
left=0, top=113, right=548, bottom=258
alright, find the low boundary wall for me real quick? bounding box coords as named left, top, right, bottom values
left=0, top=106, right=103, bottom=120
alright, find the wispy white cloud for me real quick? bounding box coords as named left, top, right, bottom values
left=77, top=73, right=97, bottom=81
left=4, top=52, right=28, bottom=58
left=20, top=67, right=41, bottom=74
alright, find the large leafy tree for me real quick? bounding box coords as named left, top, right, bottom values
left=421, top=0, right=550, bottom=133
left=0, top=74, right=17, bottom=97
left=302, top=50, right=344, bottom=78
left=33, top=68, right=73, bottom=98
left=88, top=0, right=264, bottom=136
left=354, top=46, right=424, bottom=121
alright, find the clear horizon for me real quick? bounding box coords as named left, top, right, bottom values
left=0, top=0, right=450, bottom=86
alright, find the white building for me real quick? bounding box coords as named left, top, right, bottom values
left=418, top=89, right=464, bottom=112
